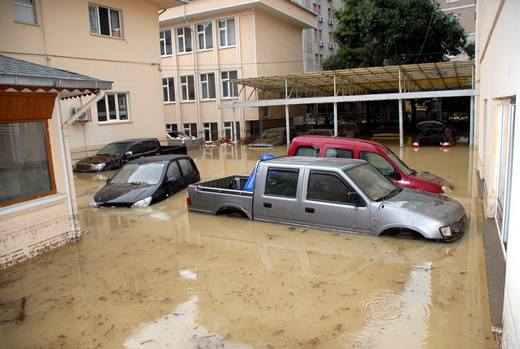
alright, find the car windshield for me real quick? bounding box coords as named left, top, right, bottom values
left=345, top=163, right=401, bottom=201
left=383, top=146, right=414, bottom=176
left=110, top=163, right=165, bottom=185
left=97, top=142, right=130, bottom=156
left=260, top=130, right=283, bottom=138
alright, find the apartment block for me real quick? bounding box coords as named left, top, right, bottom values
left=439, top=0, right=476, bottom=43
left=159, top=0, right=315, bottom=140
left=293, top=0, right=342, bottom=71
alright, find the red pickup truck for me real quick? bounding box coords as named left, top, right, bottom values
left=288, top=136, right=453, bottom=194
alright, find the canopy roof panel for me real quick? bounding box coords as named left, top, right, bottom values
left=233, top=60, right=474, bottom=97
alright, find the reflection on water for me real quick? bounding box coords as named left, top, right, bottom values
left=0, top=144, right=495, bottom=349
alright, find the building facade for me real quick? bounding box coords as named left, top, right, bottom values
left=159, top=0, right=315, bottom=140
left=438, top=0, right=476, bottom=43
left=476, top=0, right=519, bottom=347
left=0, top=0, right=182, bottom=159
left=293, top=0, right=342, bottom=72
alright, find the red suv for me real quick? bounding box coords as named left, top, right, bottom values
left=288, top=136, right=453, bottom=194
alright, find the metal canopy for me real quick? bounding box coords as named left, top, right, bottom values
left=231, top=60, right=474, bottom=97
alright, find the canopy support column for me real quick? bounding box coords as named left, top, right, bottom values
left=333, top=74, right=338, bottom=136
left=232, top=106, right=238, bottom=144
left=469, top=64, right=476, bottom=148
left=285, top=78, right=290, bottom=148
left=398, top=69, right=404, bottom=148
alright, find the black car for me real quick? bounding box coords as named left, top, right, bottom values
left=413, top=121, right=455, bottom=147
left=90, top=155, right=200, bottom=208
left=74, top=138, right=187, bottom=172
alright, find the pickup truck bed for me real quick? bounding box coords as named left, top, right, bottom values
left=187, top=176, right=253, bottom=218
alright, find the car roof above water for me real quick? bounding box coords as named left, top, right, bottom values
left=265, top=156, right=365, bottom=170
left=128, top=154, right=189, bottom=164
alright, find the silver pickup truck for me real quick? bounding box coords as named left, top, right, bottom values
left=187, top=157, right=467, bottom=242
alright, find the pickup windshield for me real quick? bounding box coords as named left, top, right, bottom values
left=111, top=163, right=165, bottom=185
left=345, top=163, right=401, bottom=201
left=97, top=142, right=130, bottom=156
left=383, top=146, right=415, bottom=176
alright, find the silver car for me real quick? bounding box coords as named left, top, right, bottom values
left=166, top=131, right=201, bottom=150
left=187, top=157, right=467, bottom=242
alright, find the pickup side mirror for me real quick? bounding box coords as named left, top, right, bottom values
left=124, top=151, right=133, bottom=157
left=346, top=191, right=364, bottom=206
left=106, top=177, right=112, bottom=184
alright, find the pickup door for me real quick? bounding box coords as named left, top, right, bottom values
left=300, top=169, right=371, bottom=233
left=254, top=166, right=304, bottom=224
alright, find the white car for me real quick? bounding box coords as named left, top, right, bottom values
left=166, top=131, right=202, bottom=150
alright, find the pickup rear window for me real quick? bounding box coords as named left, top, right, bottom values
left=295, top=146, right=319, bottom=157
left=265, top=168, right=299, bottom=198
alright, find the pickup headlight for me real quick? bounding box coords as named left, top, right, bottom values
left=440, top=226, right=452, bottom=237
left=89, top=197, right=99, bottom=208
left=92, top=163, right=106, bottom=171
left=131, top=196, right=152, bottom=208
left=441, top=185, right=452, bottom=194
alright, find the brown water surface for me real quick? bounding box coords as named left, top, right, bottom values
left=0, top=144, right=496, bottom=348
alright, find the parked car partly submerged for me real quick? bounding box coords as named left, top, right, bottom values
left=166, top=131, right=202, bottom=150
left=74, top=138, right=186, bottom=173
left=90, top=154, right=199, bottom=208
left=289, top=136, right=453, bottom=194
left=413, top=121, right=455, bottom=147
left=249, top=127, right=297, bottom=147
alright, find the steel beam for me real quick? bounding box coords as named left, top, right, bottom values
left=333, top=74, right=338, bottom=136
left=285, top=78, right=290, bottom=148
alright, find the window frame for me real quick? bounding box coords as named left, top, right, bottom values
left=295, top=146, right=320, bottom=157
left=199, top=72, right=216, bottom=100
left=305, top=170, right=359, bottom=206
left=324, top=147, right=353, bottom=159
left=359, top=151, right=400, bottom=179
left=221, top=70, right=238, bottom=99
left=88, top=3, right=123, bottom=38
left=0, top=119, right=56, bottom=207
left=180, top=75, right=195, bottom=102
left=13, top=0, right=37, bottom=25
left=264, top=167, right=300, bottom=199
left=160, top=29, right=173, bottom=56
left=162, top=77, right=175, bottom=103
left=96, top=92, right=130, bottom=123
left=196, top=21, right=213, bottom=50
left=176, top=26, right=192, bottom=53
left=218, top=17, right=236, bottom=48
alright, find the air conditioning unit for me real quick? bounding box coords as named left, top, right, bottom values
left=328, top=42, right=335, bottom=49
left=71, top=107, right=91, bottom=123
left=318, top=15, right=323, bottom=23
left=328, top=18, right=334, bottom=25
left=319, top=41, right=324, bottom=47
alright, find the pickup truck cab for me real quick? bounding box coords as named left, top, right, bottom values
left=187, top=157, right=466, bottom=242
left=74, top=138, right=187, bottom=172
left=288, top=136, right=453, bottom=194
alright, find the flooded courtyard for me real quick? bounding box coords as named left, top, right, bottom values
left=0, top=144, right=496, bottom=348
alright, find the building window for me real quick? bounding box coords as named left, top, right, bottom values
left=177, top=26, right=192, bottom=53
left=203, top=122, right=218, bottom=141
left=88, top=4, right=122, bottom=38
left=221, top=70, right=238, bottom=98
left=314, top=28, right=319, bottom=40
left=180, top=75, right=195, bottom=101
left=13, top=0, right=36, bottom=24
left=166, top=123, right=178, bottom=132
left=96, top=93, right=129, bottom=122
left=160, top=29, right=172, bottom=56
left=0, top=121, right=55, bottom=207
left=200, top=73, right=216, bottom=100
left=162, top=77, right=175, bottom=103
left=197, top=22, right=213, bottom=50
left=218, top=18, right=236, bottom=47
left=183, top=123, right=197, bottom=137
left=327, top=7, right=332, bottom=19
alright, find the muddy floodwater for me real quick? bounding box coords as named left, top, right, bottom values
left=0, top=144, right=496, bottom=348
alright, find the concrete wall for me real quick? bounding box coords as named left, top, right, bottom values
left=0, top=98, right=77, bottom=269
left=476, top=0, right=520, bottom=346
left=0, top=0, right=166, bottom=157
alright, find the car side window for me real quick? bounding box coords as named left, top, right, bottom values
left=129, top=142, right=145, bottom=154
left=178, top=158, right=192, bottom=175
left=359, top=151, right=399, bottom=178
left=324, top=147, right=353, bottom=159
left=295, top=146, right=319, bottom=157
left=145, top=141, right=157, bottom=152
left=167, top=161, right=182, bottom=179
left=265, top=168, right=299, bottom=198
left=307, top=171, right=356, bottom=204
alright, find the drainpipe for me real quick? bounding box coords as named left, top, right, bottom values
left=56, top=93, right=79, bottom=239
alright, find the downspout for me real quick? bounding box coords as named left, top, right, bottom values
left=56, top=93, right=79, bottom=239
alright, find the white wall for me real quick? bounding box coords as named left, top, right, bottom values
left=476, top=0, right=520, bottom=346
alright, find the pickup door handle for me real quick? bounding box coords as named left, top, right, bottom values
left=305, top=207, right=315, bottom=213
left=263, top=202, right=272, bottom=208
